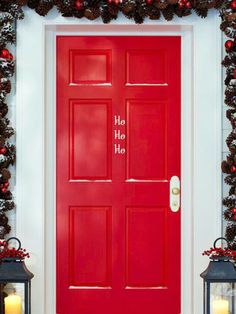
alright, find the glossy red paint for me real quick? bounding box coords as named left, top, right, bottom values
left=57, top=36, right=181, bottom=314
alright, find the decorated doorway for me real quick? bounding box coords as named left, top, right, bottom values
left=56, top=36, right=181, bottom=314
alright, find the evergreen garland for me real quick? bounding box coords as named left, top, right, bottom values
left=0, top=0, right=234, bottom=245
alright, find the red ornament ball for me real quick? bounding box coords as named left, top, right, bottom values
left=1, top=188, right=7, bottom=194
left=233, top=68, right=236, bottom=79
left=225, top=40, right=234, bottom=51
left=75, top=0, right=83, bottom=9
left=230, top=0, right=236, bottom=10
left=185, top=2, right=191, bottom=9
left=0, top=148, right=7, bottom=155
left=232, top=208, right=236, bottom=214
left=231, top=165, right=236, bottom=173
left=4, top=182, right=9, bottom=188
left=146, top=0, right=153, bottom=4
left=8, top=53, right=13, bottom=61
left=0, top=49, right=9, bottom=59
left=233, top=213, right=236, bottom=220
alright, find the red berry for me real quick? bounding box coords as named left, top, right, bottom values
left=231, top=165, right=236, bottom=173
left=75, top=0, right=83, bottom=9
left=225, top=40, right=234, bottom=51
left=0, top=148, right=7, bottom=155
left=1, top=188, right=7, bottom=193
left=178, top=1, right=184, bottom=8
left=185, top=2, right=191, bottom=8
left=114, top=0, right=120, bottom=4
left=230, top=0, right=236, bottom=10
left=108, top=0, right=113, bottom=3
left=0, top=49, right=9, bottom=59
left=4, top=182, right=9, bottom=188
left=146, top=0, right=153, bottom=4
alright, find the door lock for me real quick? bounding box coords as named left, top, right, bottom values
left=172, top=187, right=180, bottom=195
left=170, top=176, right=180, bottom=212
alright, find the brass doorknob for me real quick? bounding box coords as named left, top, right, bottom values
left=172, top=187, right=180, bottom=195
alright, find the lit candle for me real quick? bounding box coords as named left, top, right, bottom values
left=212, top=299, right=229, bottom=314
left=4, top=294, right=22, bottom=314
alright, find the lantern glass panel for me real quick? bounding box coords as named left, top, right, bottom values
left=206, top=282, right=236, bottom=314
left=0, top=282, right=28, bottom=314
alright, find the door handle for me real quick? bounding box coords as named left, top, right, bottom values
left=170, top=176, right=180, bottom=212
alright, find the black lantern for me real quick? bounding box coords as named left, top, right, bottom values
left=201, top=237, right=236, bottom=314
left=0, top=237, right=34, bottom=314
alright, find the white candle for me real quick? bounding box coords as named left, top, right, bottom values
left=212, top=299, right=229, bottom=314
left=4, top=294, right=22, bottom=314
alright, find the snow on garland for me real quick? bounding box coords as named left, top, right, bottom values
left=0, top=0, right=236, bottom=246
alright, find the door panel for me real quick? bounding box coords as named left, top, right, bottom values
left=57, top=36, right=181, bottom=314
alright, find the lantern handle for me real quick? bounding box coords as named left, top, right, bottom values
left=213, top=237, right=229, bottom=249
left=6, top=237, right=21, bottom=251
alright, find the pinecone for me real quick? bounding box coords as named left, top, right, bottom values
left=1, top=169, right=11, bottom=181
left=54, top=0, right=74, bottom=16
left=226, top=131, right=236, bottom=147
left=0, top=13, right=14, bottom=27
left=220, top=21, right=229, bottom=32
left=224, top=27, right=236, bottom=39
left=1, top=79, right=11, bottom=94
left=224, top=208, right=233, bottom=221
left=122, top=0, right=136, bottom=14
left=225, top=174, right=236, bottom=186
left=84, top=7, right=100, bottom=19
left=0, top=59, right=15, bottom=79
left=0, top=22, right=16, bottom=44
left=133, top=11, right=144, bottom=23
left=222, top=160, right=231, bottom=174
left=223, top=196, right=236, bottom=207
left=27, top=0, right=40, bottom=9
left=108, top=3, right=119, bottom=17
left=225, top=75, right=232, bottom=86
left=35, top=1, right=54, bottom=16
left=101, top=6, right=113, bottom=23
left=0, top=214, right=8, bottom=226
left=162, top=5, right=174, bottom=20
left=4, top=4, right=24, bottom=20
left=147, top=6, right=161, bottom=19
left=155, top=2, right=168, bottom=9
left=229, top=186, right=236, bottom=195
left=194, top=7, right=208, bottom=18
left=0, top=103, right=8, bottom=118
left=226, top=223, right=236, bottom=241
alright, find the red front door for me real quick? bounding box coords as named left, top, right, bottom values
left=57, top=36, right=181, bottom=314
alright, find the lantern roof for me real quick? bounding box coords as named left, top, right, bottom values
left=200, top=258, right=236, bottom=282
left=0, top=258, right=34, bottom=282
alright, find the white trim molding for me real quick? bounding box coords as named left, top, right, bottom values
left=16, top=8, right=222, bottom=314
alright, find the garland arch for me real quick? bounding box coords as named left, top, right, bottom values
left=0, top=0, right=235, bottom=246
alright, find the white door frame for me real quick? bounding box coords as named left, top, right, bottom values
left=16, top=8, right=222, bottom=314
